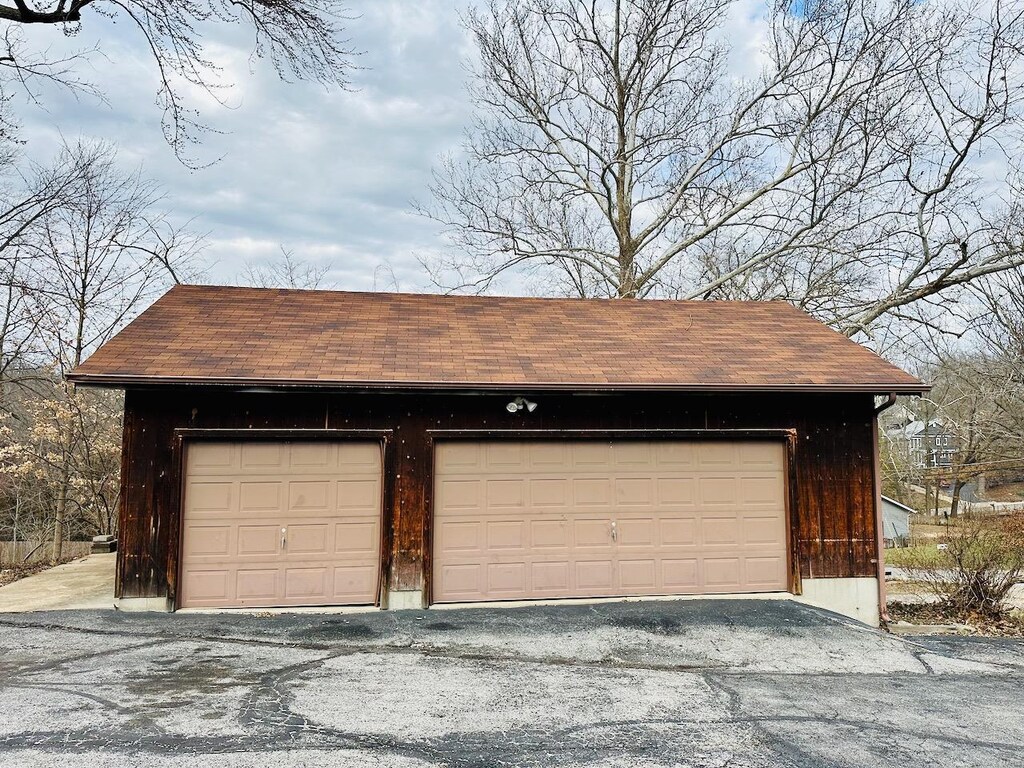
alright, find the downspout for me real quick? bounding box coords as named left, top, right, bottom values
left=873, top=393, right=897, bottom=625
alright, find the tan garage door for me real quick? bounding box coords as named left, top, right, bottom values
left=180, top=441, right=382, bottom=609
left=433, top=440, right=788, bottom=603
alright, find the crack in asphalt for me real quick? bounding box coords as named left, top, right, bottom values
left=5, top=615, right=1020, bottom=679
left=1, top=611, right=1023, bottom=766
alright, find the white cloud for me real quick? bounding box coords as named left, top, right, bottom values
left=10, top=1, right=476, bottom=293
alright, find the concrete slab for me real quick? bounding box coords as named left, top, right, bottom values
left=0, top=554, right=115, bottom=612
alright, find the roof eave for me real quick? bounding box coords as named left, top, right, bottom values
left=66, top=372, right=930, bottom=395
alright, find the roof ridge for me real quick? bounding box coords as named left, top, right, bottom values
left=170, top=283, right=794, bottom=307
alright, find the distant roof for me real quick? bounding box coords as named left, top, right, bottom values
left=68, top=285, right=928, bottom=393
left=881, top=496, right=917, bottom=514
left=901, top=419, right=951, bottom=436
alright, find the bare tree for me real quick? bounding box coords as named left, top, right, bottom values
left=0, top=1, right=356, bottom=160
left=240, top=246, right=334, bottom=290
left=925, top=358, right=1022, bottom=516
left=0, top=141, right=202, bottom=561
left=421, top=0, right=1024, bottom=340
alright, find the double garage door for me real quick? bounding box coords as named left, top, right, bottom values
left=179, top=439, right=789, bottom=609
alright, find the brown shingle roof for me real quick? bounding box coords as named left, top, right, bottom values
left=67, top=285, right=926, bottom=393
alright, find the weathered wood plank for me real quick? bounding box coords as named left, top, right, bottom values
left=117, top=389, right=879, bottom=603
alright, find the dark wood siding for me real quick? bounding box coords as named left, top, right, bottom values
left=115, top=388, right=880, bottom=603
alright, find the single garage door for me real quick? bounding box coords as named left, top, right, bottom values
left=180, top=441, right=382, bottom=609
left=433, top=440, right=788, bottom=603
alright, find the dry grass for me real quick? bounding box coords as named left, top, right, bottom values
left=985, top=482, right=1024, bottom=502
left=888, top=601, right=1024, bottom=637
left=0, top=561, right=59, bottom=588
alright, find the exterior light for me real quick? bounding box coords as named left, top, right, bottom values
left=506, top=397, right=538, bottom=413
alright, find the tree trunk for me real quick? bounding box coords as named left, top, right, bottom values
left=51, top=465, right=70, bottom=564
left=949, top=478, right=964, bottom=518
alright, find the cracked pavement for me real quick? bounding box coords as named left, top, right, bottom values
left=0, top=599, right=1022, bottom=767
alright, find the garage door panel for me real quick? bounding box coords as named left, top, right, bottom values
left=436, top=521, right=481, bottom=553
left=487, top=562, right=526, bottom=594
left=662, top=559, right=699, bottom=590
left=189, top=443, right=234, bottom=471
left=743, top=516, right=786, bottom=546
left=530, top=478, right=568, bottom=506
left=532, top=561, right=569, bottom=591
left=487, top=521, right=526, bottom=550
left=486, top=443, right=525, bottom=467
left=239, top=482, right=282, bottom=512
left=288, top=480, right=331, bottom=511
left=438, top=563, right=482, bottom=598
left=334, top=522, right=379, bottom=554
left=705, top=558, right=742, bottom=588
left=574, top=519, right=612, bottom=548
left=436, top=443, right=481, bottom=471
left=437, top=479, right=480, bottom=509
left=745, top=557, right=786, bottom=587
left=619, top=559, right=656, bottom=590
left=655, top=442, right=697, bottom=467
left=574, top=478, right=611, bottom=505
left=530, top=520, right=569, bottom=549
left=614, top=477, right=653, bottom=506
left=187, top=482, right=234, bottom=514
left=286, top=524, right=330, bottom=555
left=433, top=440, right=788, bottom=603
left=576, top=560, right=614, bottom=590
left=486, top=479, right=525, bottom=508
left=530, top=443, right=569, bottom=468
left=236, top=569, right=277, bottom=600
left=184, top=525, right=232, bottom=557
left=656, top=477, right=695, bottom=506
left=697, top=443, right=736, bottom=466
left=285, top=567, right=328, bottom=599
left=739, top=442, right=783, bottom=467
left=573, top=443, right=612, bottom=468
left=740, top=475, right=785, bottom=504
left=613, top=442, right=652, bottom=465
left=180, top=441, right=381, bottom=609
left=241, top=443, right=284, bottom=468
left=702, top=517, right=740, bottom=546
left=183, top=570, right=230, bottom=602
left=699, top=477, right=739, bottom=505
left=660, top=518, right=698, bottom=547
left=338, top=479, right=381, bottom=510
left=333, top=565, right=378, bottom=600
left=237, top=525, right=279, bottom=556
left=289, top=442, right=332, bottom=467
left=617, top=518, right=655, bottom=546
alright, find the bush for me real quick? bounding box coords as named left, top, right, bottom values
left=900, top=514, right=1024, bottom=619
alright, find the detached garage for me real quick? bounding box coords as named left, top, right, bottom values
left=69, top=285, right=926, bottom=624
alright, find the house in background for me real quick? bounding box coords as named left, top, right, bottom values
left=884, top=412, right=958, bottom=469
left=880, top=496, right=913, bottom=547
left=68, top=285, right=927, bottom=626
left=902, top=419, right=958, bottom=468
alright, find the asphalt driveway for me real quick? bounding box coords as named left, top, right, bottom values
left=0, top=600, right=1022, bottom=767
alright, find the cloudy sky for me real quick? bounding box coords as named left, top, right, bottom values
left=12, top=2, right=478, bottom=291
left=11, top=1, right=764, bottom=294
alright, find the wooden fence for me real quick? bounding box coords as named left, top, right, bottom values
left=0, top=541, right=92, bottom=566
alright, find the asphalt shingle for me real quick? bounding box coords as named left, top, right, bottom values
left=68, top=285, right=926, bottom=392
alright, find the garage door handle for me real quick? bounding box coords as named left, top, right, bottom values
left=281, top=527, right=287, bottom=551
left=611, top=520, right=617, bottom=542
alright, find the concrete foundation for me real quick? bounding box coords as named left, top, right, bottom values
left=795, top=577, right=880, bottom=626
left=385, top=590, right=426, bottom=610
left=116, top=597, right=173, bottom=613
